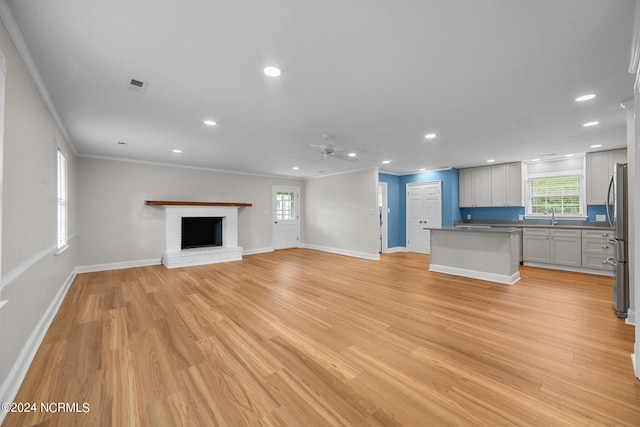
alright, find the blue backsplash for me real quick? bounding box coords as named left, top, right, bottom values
left=459, top=205, right=610, bottom=222
left=459, top=206, right=524, bottom=221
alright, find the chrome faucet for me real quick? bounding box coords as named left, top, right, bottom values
left=545, top=207, right=557, bottom=226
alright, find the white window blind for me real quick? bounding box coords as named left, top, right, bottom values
left=524, top=157, right=586, bottom=218
left=57, top=148, right=68, bottom=249
left=528, top=175, right=582, bottom=215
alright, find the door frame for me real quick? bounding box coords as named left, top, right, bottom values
left=378, top=182, right=388, bottom=253
left=272, top=185, right=301, bottom=250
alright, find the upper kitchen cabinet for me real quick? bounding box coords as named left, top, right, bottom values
left=459, top=163, right=522, bottom=208
left=491, top=162, right=523, bottom=206
left=586, top=148, right=627, bottom=205
left=459, top=166, right=492, bottom=207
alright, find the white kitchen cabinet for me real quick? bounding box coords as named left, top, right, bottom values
left=523, top=228, right=550, bottom=263
left=459, top=166, right=492, bottom=207
left=549, top=229, right=581, bottom=267
left=586, top=149, right=627, bottom=205
left=523, top=228, right=581, bottom=267
left=581, top=229, right=614, bottom=271
left=491, top=162, right=522, bottom=207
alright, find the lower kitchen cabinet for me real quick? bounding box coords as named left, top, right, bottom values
left=581, top=229, right=614, bottom=271
left=550, top=229, right=582, bottom=267
left=523, top=228, right=581, bottom=267
left=522, top=228, right=549, bottom=263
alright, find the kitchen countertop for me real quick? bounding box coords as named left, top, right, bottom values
left=454, top=220, right=613, bottom=230
left=441, top=226, right=522, bottom=233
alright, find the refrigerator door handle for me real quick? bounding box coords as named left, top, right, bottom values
left=606, top=256, right=617, bottom=266
left=606, top=175, right=614, bottom=228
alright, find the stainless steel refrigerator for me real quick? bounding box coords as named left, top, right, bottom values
left=606, top=162, right=629, bottom=318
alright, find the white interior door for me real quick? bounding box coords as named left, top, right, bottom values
left=273, top=186, right=300, bottom=250
left=407, top=185, right=425, bottom=253
left=406, top=182, right=442, bottom=254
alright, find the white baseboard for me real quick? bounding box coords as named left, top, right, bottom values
left=300, top=244, right=380, bottom=261
left=243, top=247, right=274, bottom=256
left=75, top=258, right=162, bottom=273
left=429, top=263, right=520, bottom=285
left=633, top=343, right=639, bottom=380
left=384, top=246, right=407, bottom=253
left=522, top=262, right=614, bottom=277
left=625, top=309, right=636, bottom=326
left=0, top=268, right=76, bottom=426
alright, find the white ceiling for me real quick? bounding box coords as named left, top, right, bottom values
left=2, top=0, right=636, bottom=178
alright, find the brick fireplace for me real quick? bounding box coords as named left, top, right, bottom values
left=145, top=201, right=251, bottom=268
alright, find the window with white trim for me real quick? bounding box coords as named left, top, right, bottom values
left=275, top=191, right=296, bottom=220
left=56, top=148, right=68, bottom=250
left=524, top=156, right=586, bottom=219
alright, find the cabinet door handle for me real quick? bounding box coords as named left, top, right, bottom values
left=602, top=245, right=609, bottom=249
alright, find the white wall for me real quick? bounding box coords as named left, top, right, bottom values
left=302, top=168, right=380, bottom=259
left=0, top=18, right=77, bottom=408
left=76, top=157, right=302, bottom=267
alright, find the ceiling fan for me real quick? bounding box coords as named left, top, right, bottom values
left=309, top=134, right=360, bottom=162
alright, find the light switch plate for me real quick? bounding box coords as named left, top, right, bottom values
left=596, top=214, right=606, bottom=221
left=519, top=215, right=524, bottom=221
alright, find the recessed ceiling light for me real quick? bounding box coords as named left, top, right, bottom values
left=565, top=154, right=575, bottom=157
left=419, top=168, right=426, bottom=171
left=264, top=66, right=282, bottom=77
left=292, top=166, right=299, bottom=170
left=575, top=94, right=596, bottom=102
left=531, top=158, right=541, bottom=162
left=487, top=159, right=495, bottom=163
left=172, top=149, right=182, bottom=153
left=203, top=120, right=217, bottom=126
left=590, top=144, right=603, bottom=148
left=583, top=121, right=599, bottom=127
left=348, top=152, right=357, bottom=157
left=425, top=133, right=437, bottom=139
left=382, top=160, right=391, bottom=164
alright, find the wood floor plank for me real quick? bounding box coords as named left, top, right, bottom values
left=3, top=249, right=639, bottom=426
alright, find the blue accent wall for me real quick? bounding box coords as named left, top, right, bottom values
left=380, top=169, right=461, bottom=247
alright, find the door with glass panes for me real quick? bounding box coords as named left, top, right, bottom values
left=273, top=186, right=300, bottom=249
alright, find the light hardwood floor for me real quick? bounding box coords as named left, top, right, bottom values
left=3, top=250, right=639, bottom=426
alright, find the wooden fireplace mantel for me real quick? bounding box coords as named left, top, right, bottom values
left=145, top=200, right=252, bottom=207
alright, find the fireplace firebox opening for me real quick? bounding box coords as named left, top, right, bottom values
left=181, top=216, right=223, bottom=250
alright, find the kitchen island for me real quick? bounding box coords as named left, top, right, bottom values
left=429, top=226, right=521, bottom=285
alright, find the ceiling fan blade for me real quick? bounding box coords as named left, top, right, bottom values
left=331, top=153, right=359, bottom=162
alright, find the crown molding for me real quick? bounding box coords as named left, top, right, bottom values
left=0, top=0, right=77, bottom=155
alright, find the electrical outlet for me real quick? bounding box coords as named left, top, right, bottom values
left=596, top=214, right=606, bottom=221
left=466, top=214, right=471, bottom=220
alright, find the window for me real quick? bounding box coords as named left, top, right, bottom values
left=524, top=157, right=586, bottom=219
left=56, top=148, right=68, bottom=250
left=275, top=191, right=296, bottom=220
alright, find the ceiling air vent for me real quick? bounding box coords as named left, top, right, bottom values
left=127, top=77, right=148, bottom=93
